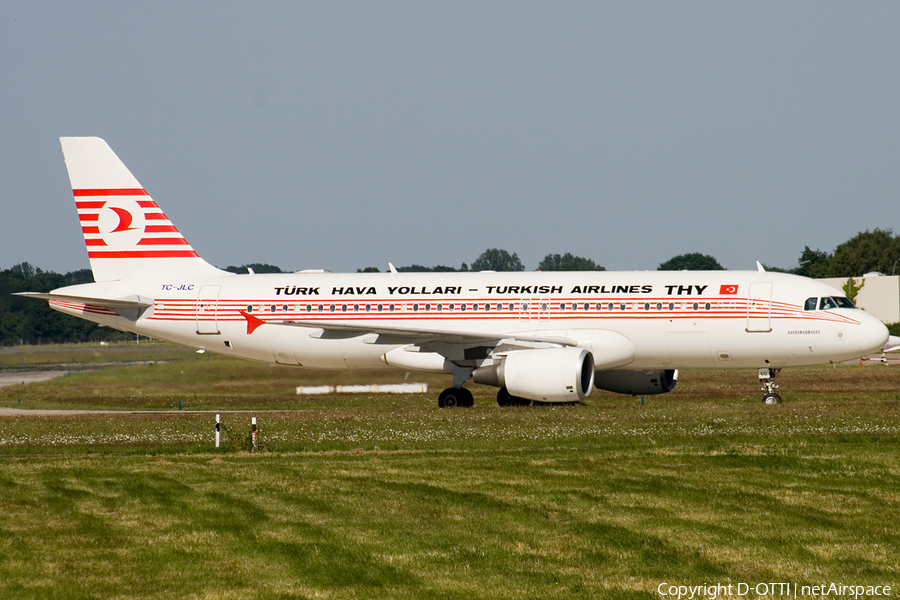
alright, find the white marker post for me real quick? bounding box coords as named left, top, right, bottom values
left=215, top=414, right=221, bottom=448
left=251, top=417, right=258, bottom=451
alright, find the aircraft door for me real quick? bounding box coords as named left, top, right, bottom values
left=518, top=298, right=550, bottom=321
left=196, top=285, right=221, bottom=334
left=746, top=282, right=773, bottom=333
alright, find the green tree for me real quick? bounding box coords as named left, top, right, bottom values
left=794, top=246, right=832, bottom=278
left=356, top=267, right=380, bottom=273
left=471, top=249, right=524, bottom=272
left=842, top=277, right=865, bottom=304
left=537, top=253, right=605, bottom=271
left=0, top=263, right=120, bottom=344
left=223, top=263, right=283, bottom=274
left=828, top=229, right=900, bottom=277
left=657, top=253, right=724, bottom=271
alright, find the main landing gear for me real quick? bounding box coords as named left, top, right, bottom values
left=496, top=387, right=531, bottom=407
left=758, top=367, right=782, bottom=404
left=438, top=387, right=473, bottom=408
left=438, top=365, right=476, bottom=408
left=437, top=386, right=533, bottom=408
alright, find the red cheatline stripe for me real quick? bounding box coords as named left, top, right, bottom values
left=79, top=214, right=99, bottom=222
left=144, top=213, right=169, bottom=220
left=73, top=188, right=148, bottom=196
left=75, top=201, right=106, bottom=209
left=88, top=250, right=199, bottom=258
left=144, top=225, right=178, bottom=233
left=82, top=226, right=100, bottom=234
left=137, top=237, right=190, bottom=246
left=85, top=239, right=108, bottom=247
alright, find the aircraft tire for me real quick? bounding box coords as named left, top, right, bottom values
left=497, top=387, right=531, bottom=407
left=762, top=393, right=783, bottom=405
left=439, top=387, right=473, bottom=408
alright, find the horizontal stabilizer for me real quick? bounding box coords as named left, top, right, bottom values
left=15, top=292, right=153, bottom=321
left=14, top=292, right=153, bottom=309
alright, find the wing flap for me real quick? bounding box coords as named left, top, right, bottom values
left=278, top=319, right=577, bottom=347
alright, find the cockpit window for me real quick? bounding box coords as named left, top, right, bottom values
left=805, top=296, right=855, bottom=311
left=819, top=296, right=855, bottom=310
left=819, top=297, right=837, bottom=310
left=834, top=296, right=855, bottom=308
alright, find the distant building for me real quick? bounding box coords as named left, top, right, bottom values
left=819, top=274, right=900, bottom=324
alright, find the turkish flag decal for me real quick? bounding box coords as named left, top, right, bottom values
left=719, top=284, right=739, bottom=295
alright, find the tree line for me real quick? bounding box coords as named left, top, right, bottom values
left=3, top=230, right=898, bottom=344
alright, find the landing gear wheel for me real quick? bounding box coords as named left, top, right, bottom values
left=497, top=387, right=532, bottom=407
left=439, top=387, right=473, bottom=408
left=762, top=393, right=783, bottom=405
left=758, top=367, right=782, bottom=405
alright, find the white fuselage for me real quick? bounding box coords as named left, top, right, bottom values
left=50, top=269, right=888, bottom=372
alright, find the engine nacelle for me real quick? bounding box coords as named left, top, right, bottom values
left=594, top=369, right=678, bottom=395
left=473, top=347, right=595, bottom=403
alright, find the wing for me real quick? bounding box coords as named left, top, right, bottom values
left=280, top=319, right=577, bottom=348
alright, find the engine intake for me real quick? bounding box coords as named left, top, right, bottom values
left=594, top=369, right=678, bottom=395
left=473, top=347, right=595, bottom=403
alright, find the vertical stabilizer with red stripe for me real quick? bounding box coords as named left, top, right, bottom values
left=60, top=137, right=227, bottom=282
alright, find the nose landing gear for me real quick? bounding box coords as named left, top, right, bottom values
left=758, top=367, right=782, bottom=404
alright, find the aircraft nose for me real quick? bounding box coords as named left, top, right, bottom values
left=856, top=312, right=889, bottom=356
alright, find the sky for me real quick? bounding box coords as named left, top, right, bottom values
left=2, top=1, right=899, bottom=275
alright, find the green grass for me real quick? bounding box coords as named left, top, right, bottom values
left=0, top=344, right=899, bottom=598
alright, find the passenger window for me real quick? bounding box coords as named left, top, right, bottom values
left=804, top=297, right=818, bottom=311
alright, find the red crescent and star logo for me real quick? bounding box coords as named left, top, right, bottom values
left=719, top=284, right=739, bottom=295
left=109, top=207, right=137, bottom=232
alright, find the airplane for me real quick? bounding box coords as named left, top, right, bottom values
left=18, top=137, right=895, bottom=407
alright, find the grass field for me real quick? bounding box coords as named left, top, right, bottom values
left=0, top=343, right=898, bottom=599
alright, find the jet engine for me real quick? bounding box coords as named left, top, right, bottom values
left=473, top=347, right=595, bottom=403
left=594, top=369, right=678, bottom=395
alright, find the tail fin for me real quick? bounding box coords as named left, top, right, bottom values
left=60, top=137, right=227, bottom=282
